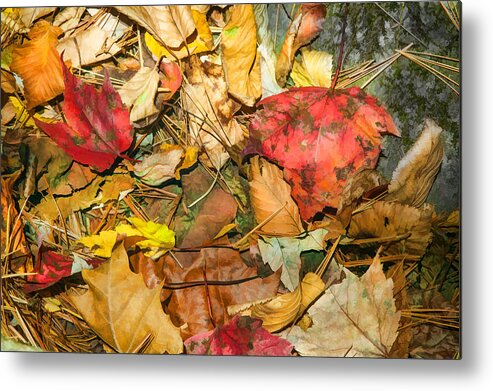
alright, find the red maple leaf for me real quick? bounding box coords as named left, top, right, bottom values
left=24, top=247, right=104, bottom=293
left=244, top=86, right=400, bottom=220
left=184, top=315, right=293, bottom=356
left=34, top=58, right=134, bottom=172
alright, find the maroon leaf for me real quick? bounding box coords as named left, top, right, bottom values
left=184, top=315, right=293, bottom=356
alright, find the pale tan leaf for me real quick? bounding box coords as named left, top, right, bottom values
left=387, top=118, right=444, bottom=207
left=115, top=5, right=195, bottom=49
left=57, top=12, right=124, bottom=67
left=249, top=156, right=304, bottom=236
left=10, top=20, right=64, bottom=109
left=118, top=65, right=160, bottom=122
left=221, top=4, right=261, bottom=106
left=70, top=243, right=183, bottom=354
left=53, top=7, right=86, bottom=34
left=291, top=48, right=333, bottom=88
left=134, top=145, right=183, bottom=186
left=16, top=7, right=56, bottom=29
left=283, top=255, right=401, bottom=357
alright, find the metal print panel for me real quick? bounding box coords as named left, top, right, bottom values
left=0, top=2, right=460, bottom=358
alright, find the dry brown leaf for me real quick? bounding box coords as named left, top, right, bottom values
left=15, top=7, right=56, bottom=29
left=221, top=4, right=261, bottom=106
left=249, top=156, right=304, bottom=236
left=115, top=5, right=195, bottom=49
left=1, top=69, right=16, bottom=94
left=70, top=243, right=183, bottom=354
left=387, top=119, right=444, bottom=207
left=53, top=7, right=86, bottom=34
left=348, top=201, right=434, bottom=257
left=283, top=254, right=401, bottom=357
left=163, top=246, right=280, bottom=340
left=57, top=12, right=124, bottom=67
left=10, top=20, right=64, bottom=109
left=182, top=56, right=244, bottom=168
left=118, top=65, right=160, bottom=122
left=229, top=272, right=324, bottom=332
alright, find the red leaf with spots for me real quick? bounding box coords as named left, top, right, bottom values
left=244, top=86, right=400, bottom=220
left=24, top=247, right=104, bottom=293
left=184, top=315, right=293, bottom=356
left=34, top=58, right=134, bottom=172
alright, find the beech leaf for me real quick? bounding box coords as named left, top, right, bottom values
left=185, top=315, right=293, bottom=356
left=283, top=255, right=401, bottom=357
left=34, top=59, right=134, bottom=172
left=70, top=243, right=183, bottom=354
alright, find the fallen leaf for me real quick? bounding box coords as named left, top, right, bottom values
left=291, top=48, right=333, bottom=88
left=163, top=247, right=280, bottom=339
left=387, top=118, right=444, bottom=207
left=78, top=231, right=118, bottom=258
left=258, top=229, right=327, bottom=291
left=275, top=4, right=327, bottom=87
left=244, top=86, right=399, bottom=220
left=12, top=7, right=56, bottom=29
left=229, top=272, right=324, bottom=332
left=116, top=217, right=175, bottom=259
left=183, top=56, right=245, bottom=168
left=283, top=254, right=401, bottom=357
left=57, top=12, right=125, bottom=67
left=53, top=7, right=86, bottom=34
left=34, top=59, right=134, bottom=172
left=116, top=5, right=196, bottom=49
left=70, top=243, right=183, bottom=354
left=221, top=4, right=261, bottom=106
left=347, top=201, right=434, bottom=257
left=249, top=156, right=304, bottom=236
left=118, top=65, right=160, bottom=122
left=185, top=315, right=293, bottom=356
left=160, top=60, right=183, bottom=100
left=10, top=20, right=64, bottom=109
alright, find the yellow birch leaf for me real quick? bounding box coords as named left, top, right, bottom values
left=70, top=243, right=183, bottom=354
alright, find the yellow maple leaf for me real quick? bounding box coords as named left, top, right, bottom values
left=78, top=231, right=118, bottom=258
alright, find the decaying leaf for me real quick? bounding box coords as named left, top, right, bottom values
left=258, top=229, right=327, bottom=291
left=249, top=156, right=304, bottom=236
left=275, top=4, right=327, bottom=87
left=182, top=56, right=245, bottom=168
left=34, top=59, right=134, bottom=172
left=185, top=315, right=293, bottom=356
left=347, top=201, right=434, bottom=257
left=10, top=20, right=64, bottom=109
left=387, top=119, right=444, bottom=207
left=221, top=4, right=261, bottom=106
left=118, top=65, right=160, bottom=122
left=115, top=5, right=195, bottom=49
left=284, top=255, right=401, bottom=357
left=163, top=247, right=280, bottom=339
left=71, top=243, right=183, bottom=353
left=229, top=272, right=324, bottom=332
left=244, top=86, right=399, bottom=220
left=291, top=48, right=333, bottom=88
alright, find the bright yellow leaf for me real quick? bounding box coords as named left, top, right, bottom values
left=78, top=230, right=118, bottom=258
left=291, top=49, right=333, bottom=88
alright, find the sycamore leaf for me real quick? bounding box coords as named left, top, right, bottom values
left=275, top=4, right=326, bottom=87
left=283, top=255, right=401, bottom=357
left=10, top=20, right=64, bottom=109
left=118, top=65, right=160, bottom=122
left=185, top=315, right=292, bottom=356
left=144, top=9, right=212, bottom=60
left=347, top=201, right=434, bottom=257
left=34, top=59, right=134, bottom=172
left=249, top=156, right=304, bottom=236
left=221, top=4, right=261, bottom=106
left=78, top=231, right=118, bottom=258
left=163, top=247, right=280, bottom=339
left=115, top=5, right=196, bottom=49
left=57, top=12, right=125, bottom=67
left=387, top=119, right=444, bottom=208
left=229, top=272, right=324, bottom=333
left=244, top=86, right=400, bottom=220
left=134, top=144, right=198, bottom=186
left=258, top=229, right=327, bottom=291
left=116, top=217, right=175, bottom=259
left=291, top=49, right=333, bottom=88
left=70, top=243, right=183, bottom=354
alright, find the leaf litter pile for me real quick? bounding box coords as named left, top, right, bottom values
left=0, top=4, right=459, bottom=357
